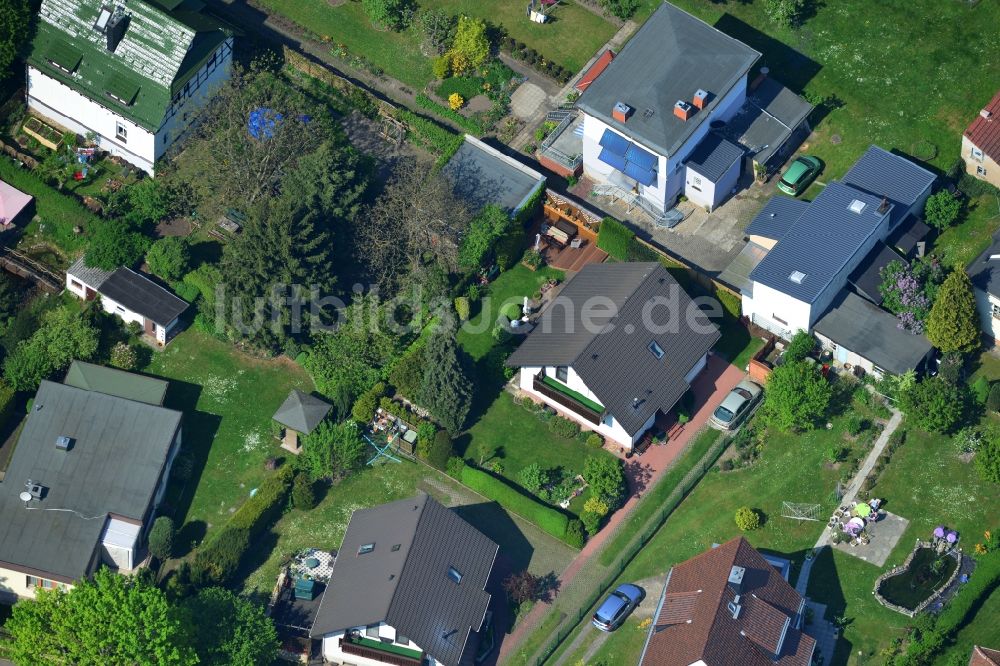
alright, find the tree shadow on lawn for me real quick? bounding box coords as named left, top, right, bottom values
left=805, top=546, right=854, bottom=666
left=155, top=378, right=222, bottom=532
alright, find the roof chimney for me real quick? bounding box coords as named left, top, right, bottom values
left=727, top=565, right=745, bottom=594
left=105, top=8, right=129, bottom=53
left=981, top=108, right=993, bottom=121
left=692, top=89, right=710, bottom=110
left=878, top=196, right=890, bottom=215
left=674, top=101, right=694, bottom=121
left=613, top=102, right=633, bottom=124
left=750, top=66, right=769, bottom=91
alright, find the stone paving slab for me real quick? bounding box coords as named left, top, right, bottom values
left=831, top=511, right=910, bottom=567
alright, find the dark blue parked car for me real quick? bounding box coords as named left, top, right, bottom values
left=592, top=583, right=644, bottom=632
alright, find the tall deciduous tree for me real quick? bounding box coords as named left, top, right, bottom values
left=923, top=191, right=962, bottom=230
left=419, top=327, right=473, bottom=434
left=146, top=237, right=191, bottom=282
left=3, top=306, right=99, bottom=390
left=0, top=0, right=29, bottom=77
left=299, top=419, right=367, bottom=480
left=5, top=569, right=197, bottom=666
left=899, top=375, right=965, bottom=434
left=583, top=455, right=626, bottom=509
left=926, top=271, right=980, bottom=353
left=85, top=219, right=151, bottom=270
left=361, top=0, right=413, bottom=30
left=180, top=587, right=278, bottom=665
left=761, top=359, right=832, bottom=432
left=449, top=16, right=489, bottom=75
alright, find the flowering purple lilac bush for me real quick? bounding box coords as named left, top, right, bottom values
left=878, top=257, right=945, bottom=334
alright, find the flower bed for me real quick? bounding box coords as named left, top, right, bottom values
left=22, top=117, right=64, bottom=151
left=874, top=540, right=962, bottom=616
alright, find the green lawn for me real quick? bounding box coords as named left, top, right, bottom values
left=938, top=586, right=1000, bottom=663
left=455, top=391, right=610, bottom=517
left=935, top=193, right=1000, bottom=269
left=457, top=264, right=564, bottom=361
left=420, top=0, right=617, bottom=73
left=257, top=0, right=616, bottom=90
left=653, top=0, right=1000, bottom=179
left=144, top=330, right=314, bottom=546
left=544, top=385, right=889, bottom=663
left=807, top=423, right=1000, bottom=663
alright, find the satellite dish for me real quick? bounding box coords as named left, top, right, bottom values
left=18, top=491, right=32, bottom=503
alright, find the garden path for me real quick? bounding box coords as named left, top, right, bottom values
left=813, top=405, right=903, bottom=549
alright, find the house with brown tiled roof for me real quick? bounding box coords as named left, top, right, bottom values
left=639, top=537, right=815, bottom=666
left=962, top=90, right=1000, bottom=190
left=970, top=645, right=1000, bottom=666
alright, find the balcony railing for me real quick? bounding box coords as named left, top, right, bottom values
left=341, top=635, right=424, bottom=666
left=533, top=373, right=604, bottom=425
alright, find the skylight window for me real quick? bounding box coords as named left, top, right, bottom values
left=648, top=341, right=665, bottom=360
left=789, top=271, right=806, bottom=284
left=448, top=567, right=463, bottom=584
left=358, top=543, right=375, bottom=555
left=94, top=7, right=112, bottom=32
left=848, top=199, right=866, bottom=214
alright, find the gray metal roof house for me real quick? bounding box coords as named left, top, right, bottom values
left=0, top=374, right=181, bottom=600
left=507, top=262, right=719, bottom=447
left=311, top=493, right=498, bottom=666
left=441, top=135, right=546, bottom=216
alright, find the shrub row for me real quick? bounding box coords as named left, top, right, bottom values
left=460, top=464, right=572, bottom=542
left=193, top=466, right=294, bottom=583
left=415, top=94, right=484, bottom=136
left=500, top=38, right=573, bottom=83
left=596, top=216, right=634, bottom=260
left=0, top=380, right=17, bottom=433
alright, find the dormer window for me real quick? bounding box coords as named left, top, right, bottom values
left=648, top=341, right=665, bottom=360
left=358, top=543, right=375, bottom=555
left=448, top=566, right=463, bottom=584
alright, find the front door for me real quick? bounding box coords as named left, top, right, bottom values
left=836, top=345, right=849, bottom=363
left=144, top=318, right=155, bottom=337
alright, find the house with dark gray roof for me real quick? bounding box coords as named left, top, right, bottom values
left=737, top=145, right=935, bottom=377
left=27, top=0, right=234, bottom=174
left=741, top=146, right=935, bottom=339
left=0, top=371, right=181, bottom=602
left=67, top=257, right=188, bottom=345
left=967, top=232, right=1000, bottom=345
left=441, top=135, right=546, bottom=216
left=559, top=2, right=810, bottom=220
left=310, top=493, right=498, bottom=666
left=506, top=262, right=719, bottom=448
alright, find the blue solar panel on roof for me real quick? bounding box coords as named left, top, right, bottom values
left=599, top=129, right=630, bottom=156
left=625, top=143, right=658, bottom=171
left=623, top=161, right=656, bottom=186
left=598, top=148, right=628, bottom=172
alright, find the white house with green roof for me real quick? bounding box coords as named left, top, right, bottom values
left=26, top=0, right=233, bottom=175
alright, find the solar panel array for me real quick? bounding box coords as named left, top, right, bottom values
left=40, top=0, right=195, bottom=88
left=597, top=128, right=658, bottom=186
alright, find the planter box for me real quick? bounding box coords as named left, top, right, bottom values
left=23, top=117, right=64, bottom=151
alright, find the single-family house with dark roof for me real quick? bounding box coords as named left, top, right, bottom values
left=441, top=135, right=546, bottom=216
left=310, top=493, right=498, bottom=666
left=741, top=146, right=935, bottom=339
left=64, top=359, right=168, bottom=405
left=962, top=90, right=1000, bottom=190
left=0, top=370, right=181, bottom=602
left=506, top=262, right=719, bottom=449
left=559, top=2, right=811, bottom=220
left=66, top=257, right=188, bottom=345
left=967, top=232, right=1000, bottom=346
left=26, top=0, right=234, bottom=175
left=639, top=537, right=815, bottom=666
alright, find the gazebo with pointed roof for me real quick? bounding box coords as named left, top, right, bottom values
left=272, top=389, right=332, bottom=454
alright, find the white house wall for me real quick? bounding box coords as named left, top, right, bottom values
left=0, top=566, right=72, bottom=601
left=27, top=39, right=232, bottom=175
left=741, top=282, right=812, bottom=338
left=813, top=330, right=881, bottom=377
left=975, top=288, right=1000, bottom=345
left=319, top=622, right=442, bottom=666
left=28, top=66, right=156, bottom=172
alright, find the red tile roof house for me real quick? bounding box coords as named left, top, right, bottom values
left=639, top=537, right=815, bottom=666
left=962, top=90, right=1000, bottom=190
left=970, top=645, right=1000, bottom=666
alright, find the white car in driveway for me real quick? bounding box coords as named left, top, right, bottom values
left=709, top=379, right=763, bottom=431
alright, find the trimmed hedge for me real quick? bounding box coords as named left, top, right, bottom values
left=229, top=466, right=294, bottom=533
left=415, top=94, right=485, bottom=136
left=596, top=217, right=634, bottom=260
left=461, top=465, right=571, bottom=542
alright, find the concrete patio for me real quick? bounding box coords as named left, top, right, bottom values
left=832, top=511, right=910, bottom=567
